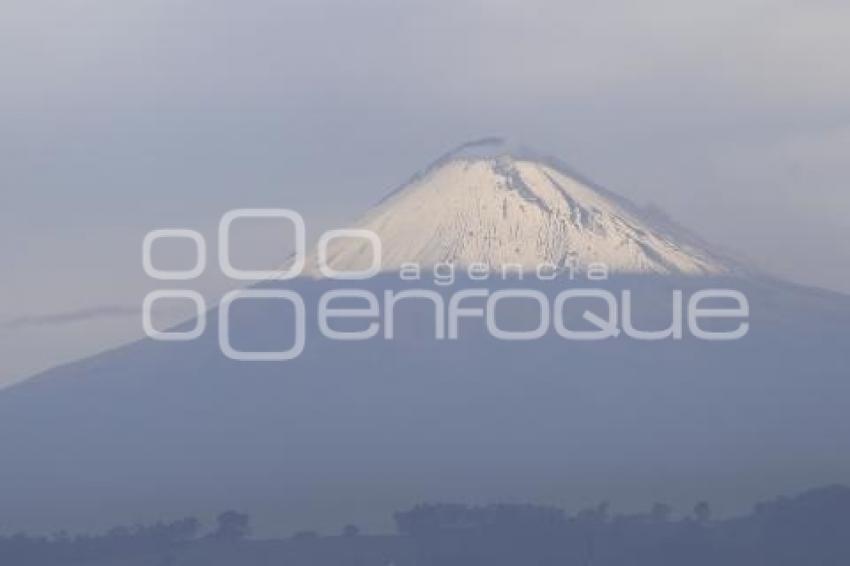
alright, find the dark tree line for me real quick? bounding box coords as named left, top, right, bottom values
left=394, top=485, right=850, bottom=566
left=0, top=511, right=248, bottom=565
left=0, top=485, right=849, bottom=565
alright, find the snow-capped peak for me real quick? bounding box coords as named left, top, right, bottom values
left=308, top=139, right=732, bottom=276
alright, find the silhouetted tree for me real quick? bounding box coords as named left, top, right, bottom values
left=694, top=501, right=712, bottom=525
left=343, top=524, right=361, bottom=537
left=211, top=510, right=250, bottom=541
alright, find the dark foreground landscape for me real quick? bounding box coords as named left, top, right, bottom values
left=2, top=484, right=849, bottom=565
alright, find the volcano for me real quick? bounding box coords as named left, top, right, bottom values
left=0, top=141, right=848, bottom=536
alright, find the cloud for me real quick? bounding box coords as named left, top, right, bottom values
left=4, top=306, right=140, bottom=329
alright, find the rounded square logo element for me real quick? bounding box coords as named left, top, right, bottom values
left=218, top=289, right=306, bottom=361
left=142, top=229, right=206, bottom=280
left=317, top=229, right=382, bottom=280
left=218, top=209, right=306, bottom=280
left=142, top=290, right=206, bottom=341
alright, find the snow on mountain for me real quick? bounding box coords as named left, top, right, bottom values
left=307, top=138, right=731, bottom=276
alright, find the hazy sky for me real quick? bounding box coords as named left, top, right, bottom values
left=1, top=0, right=849, bottom=385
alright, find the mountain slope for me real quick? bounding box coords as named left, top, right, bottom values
left=1, top=275, right=848, bottom=536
